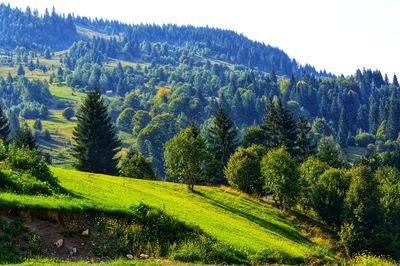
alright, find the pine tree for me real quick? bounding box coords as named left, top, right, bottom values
left=296, top=116, right=313, bottom=160
left=0, top=105, right=10, bottom=143
left=72, top=88, right=121, bottom=175
left=275, top=99, right=299, bottom=155
left=262, top=98, right=298, bottom=155
left=262, top=98, right=280, bottom=148
left=338, top=108, right=349, bottom=147
left=12, top=126, right=37, bottom=150
left=207, top=106, right=239, bottom=181
left=388, top=88, right=400, bottom=140
left=17, top=64, right=25, bottom=76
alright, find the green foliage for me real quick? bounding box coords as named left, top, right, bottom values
left=316, top=136, right=348, bottom=168
left=350, top=254, right=399, bottom=266
left=120, top=151, right=155, bottom=180
left=11, top=126, right=37, bottom=150
left=0, top=218, right=40, bottom=264
left=340, top=166, right=384, bottom=256
left=242, top=125, right=265, bottom=147
left=0, top=105, right=10, bottom=143
left=311, top=168, right=350, bottom=226
left=5, top=143, right=56, bottom=186
left=207, top=106, right=239, bottom=183
left=262, top=98, right=299, bottom=156
left=224, top=144, right=266, bottom=195
left=137, top=113, right=177, bottom=175
left=355, top=132, right=375, bottom=147
left=261, top=147, right=299, bottom=209
left=132, top=110, right=151, bottom=137
left=72, top=88, right=121, bottom=175
left=164, top=127, right=210, bottom=190
left=298, top=156, right=330, bottom=208
left=61, top=107, right=75, bottom=120
left=117, top=107, right=135, bottom=132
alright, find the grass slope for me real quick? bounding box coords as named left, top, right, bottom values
left=0, top=167, right=327, bottom=261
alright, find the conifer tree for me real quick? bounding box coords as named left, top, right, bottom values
left=338, top=108, right=349, bottom=147
left=296, top=116, right=313, bottom=160
left=207, top=106, right=238, bottom=181
left=262, top=98, right=298, bottom=155
left=388, top=88, right=400, bottom=140
left=72, top=88, right=121, bottom=175
left=0, top=105, right=10, bottom=143
left=12, top=126, right=37, bottom=150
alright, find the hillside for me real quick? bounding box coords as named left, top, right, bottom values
left=0, top=167, right=336, bottom=265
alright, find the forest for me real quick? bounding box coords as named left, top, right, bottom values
left=0, top=3, right=400, bottom=265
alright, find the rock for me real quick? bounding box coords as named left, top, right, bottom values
left=126, top=254, right=134, bottom=260
left=68, top=247, right=77, bottom=256
left=140, top=254, right=149, bottom=259
left=54, top=239, right=64, bottom=248
left=81, top=229, right=89, bottom=236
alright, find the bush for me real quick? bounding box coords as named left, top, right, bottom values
left=40, top=129, right=51, bottom=141
left=355, top=132, right=375, bottom=147
left=120, top=151, right=155, bottom=179
left=224, top=144, right=266, bottom=196
left=6, top=144, right=56, bottom=186
left=0, top=170, right=53, bottom=195
left=62, top=107, right=74, bottom=120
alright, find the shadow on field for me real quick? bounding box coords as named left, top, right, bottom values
left=194, top=190, right=311, bottom=245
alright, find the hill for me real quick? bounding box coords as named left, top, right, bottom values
left=0, top=167, right=335, bottom=265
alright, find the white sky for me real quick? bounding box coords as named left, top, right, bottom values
left=6, top=0, right=400, bottom=77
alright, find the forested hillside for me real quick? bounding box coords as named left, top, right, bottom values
left=1, top=3, right=400, bottom=266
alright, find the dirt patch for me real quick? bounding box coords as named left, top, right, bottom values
left=26, top=219, right=102, bottom=261
left=0, top=208, right=124, bottom=262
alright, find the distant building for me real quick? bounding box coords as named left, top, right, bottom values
left=105, top=90, right=113, bottom=97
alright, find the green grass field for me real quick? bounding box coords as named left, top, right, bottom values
left=0, top=167, right=332, bottom=263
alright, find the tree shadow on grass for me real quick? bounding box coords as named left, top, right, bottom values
left=194, top=190, right=312, bottom=245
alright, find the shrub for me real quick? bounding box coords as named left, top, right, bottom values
left=61, top=107, right=74, bottom=120
left=6, top=144, right=56, bottom=186
left=224, top=144, right=266, bottom=196
left=120, top=151, right=155, bottom=179
left=355, top=132, right=375, bottom=147
left=40, top=129, right=51, bottom=141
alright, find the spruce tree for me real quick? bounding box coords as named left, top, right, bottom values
left=338, top=108, right=349, bottom=147
left=262, top=98, right=280, bottom=148
left=0, top=105, right=10, bottom=143
left=207, top=106, right=238, bottom=181
left=296, top=116, right=313, bottom=160
left=12, top=126, right=37, bottom=150
left=72, top=88, right=121, bottom=175
left=262, top=98, right=298, bottom=156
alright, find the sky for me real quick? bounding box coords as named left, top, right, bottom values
left=7, top=0, right=400, bottom=77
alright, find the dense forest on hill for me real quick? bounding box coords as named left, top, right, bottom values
left=2, top=4, right=400, bottom=265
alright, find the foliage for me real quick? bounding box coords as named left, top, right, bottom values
left=62, top=107, right=75, bottom=120
left=316, top=136, right=348, bottom=168
left=72, top=88, right=121, bottom=175
left=224, top=144, right=266, bottom=195
left=260, top=147, right=299, bottom=209
left=311, top=168, right=350, bottom=226
left=298, top=156, right=330, bottom=208
left=120, top=150, right=155, bottom=180
left=116, top=107, right=135, bottom=132
left=340, top=166, right=384, bottom=256
left=0, top=105, right=10, bottom=143
left=11, top=126, right=37, bottom=150
left=164, top=127, right=210, bottom=190
left=207, top=106, right=239, bottom=183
